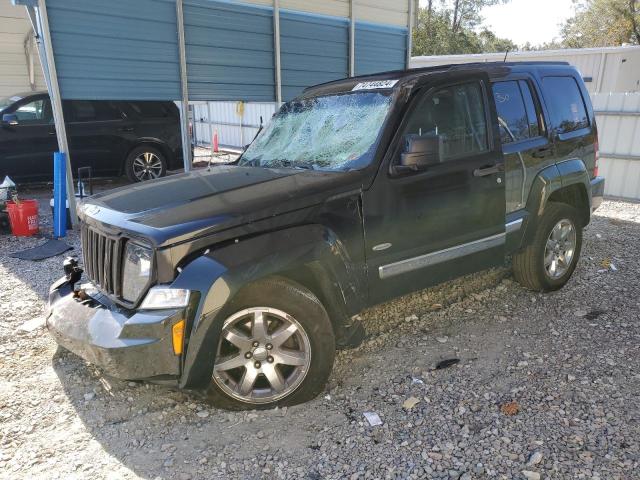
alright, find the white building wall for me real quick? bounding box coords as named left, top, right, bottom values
left=592, top=93, right=640, bottom=200
left=0, top=0, right=45, bottom=98
left=193, top=101, right=277, bottom=151
left=411, top=46, right=640, bottom=94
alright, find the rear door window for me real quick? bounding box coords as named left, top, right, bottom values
left=541, top=76, right=589, bottom=134
left=492, top=80, right=541, bottom=144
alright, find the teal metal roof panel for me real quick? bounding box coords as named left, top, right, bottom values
left=183, top=0, right=275, bottom=101
left=280, top=9, right=348, bottom=101
left=355, top=21, right=407, bottom=76
left=47, top=0, right=181, bottom=100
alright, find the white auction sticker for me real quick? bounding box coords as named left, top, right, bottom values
left=352, top=80, right=398, bottom=91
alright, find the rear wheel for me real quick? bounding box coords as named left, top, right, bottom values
left=512, top=202, right=583, bottom=291
left=125, top=146, right=167, bottom=182
left=205, top=277, right=335, bottom=409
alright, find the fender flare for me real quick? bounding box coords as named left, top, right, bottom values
left=519, top=160, right=591, bottom=249
left=170, top=224, right=365, bottom=389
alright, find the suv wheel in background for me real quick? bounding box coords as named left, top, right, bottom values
left=125, top=145, right=167, bottom=182
left=512, top=202, right=583, bottom=292
left=206, top=277, right=335, bottom=410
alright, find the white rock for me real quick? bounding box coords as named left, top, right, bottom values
left=522, top=470, right=541, bottom=480
left=83, top=392, right=95, bottom=401
left=527, top=451, right=543, bottom=466
left=436, top=337, right=448, bottom=343
left=196, top=410, right=209, bottom=418
left=18, top=317, right=45, bottom=333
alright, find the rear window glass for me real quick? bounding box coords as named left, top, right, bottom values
left=65, top=101, right=122, bottom=122
left=542, top=76, right=589, bottom=134
left=492, top=80, right=542, bottom=144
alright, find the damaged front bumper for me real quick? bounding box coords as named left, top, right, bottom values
left=47, top=277, right=184, bottom=382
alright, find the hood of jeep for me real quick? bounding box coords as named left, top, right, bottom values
left=79, top=166, right=361, bottom=246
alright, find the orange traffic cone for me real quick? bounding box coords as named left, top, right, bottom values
left=212, top=129, right=219, bottom=153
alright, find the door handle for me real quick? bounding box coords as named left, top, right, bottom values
left=118, top=126, right=134, bottom=132
left=532, top=146, right=553, bottom=158
left=48, top=130, right=56, bottom=135
left=473, top=164, right=503, bottom=177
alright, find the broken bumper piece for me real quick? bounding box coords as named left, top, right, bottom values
left=47, top=278, right=183, bottom=381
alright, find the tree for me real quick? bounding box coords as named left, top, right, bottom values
left=412, top=0, right=516, bottom=56
left=560, top=0, right=640, bottom=47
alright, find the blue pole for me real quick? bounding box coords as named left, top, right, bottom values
left=53, top=151, right=66, bottom=238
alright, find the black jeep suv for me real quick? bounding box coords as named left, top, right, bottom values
left=47, top=62, right=604, bottom=409
left=0, top=92, right=183, bottom=183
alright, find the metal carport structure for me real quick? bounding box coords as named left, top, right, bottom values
left=10, top=0, right=417, bottom=225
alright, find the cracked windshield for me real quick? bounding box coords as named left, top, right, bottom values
left=239, top=92, right=393, bottom=171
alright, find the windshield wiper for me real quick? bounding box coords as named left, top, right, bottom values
left=266, top=159, right=316, bottom=170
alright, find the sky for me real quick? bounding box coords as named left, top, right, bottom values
left=419, top=0, right=577, bottom=46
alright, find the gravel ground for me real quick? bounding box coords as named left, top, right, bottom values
left=0, top=196, right=639, bottom=480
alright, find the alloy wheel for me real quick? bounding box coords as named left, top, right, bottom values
left=132, top=152, right=163, bottom=181
left=543, top=218, right=576, bottom=279
left=212, top=307, right=311, bottom=404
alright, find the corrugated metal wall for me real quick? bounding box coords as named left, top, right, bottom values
left=183, top=0, right=274, bottom=101
left=355, top=21, right=406, bottom=75
left=592, top=93, right=640, bottom=200
left=411, top=46, right=640, bottom=94
left=46, top=0, right=181, bottom=100
left=193, top=101, right=276, bottom=149
left=235, top=0, right=413, bottom=27
left=0, top=0, right=46, bottom=97
left=44, top=0, right=410, bottom=102
left=280, top=10, right=348, bottom=101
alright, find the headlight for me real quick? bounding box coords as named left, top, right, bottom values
left=121, top=242, right=152, bottom=302
left=140, top=286, right=190, bottom=310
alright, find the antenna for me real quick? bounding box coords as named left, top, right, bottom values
left=503, top=49, right=510, bottom=62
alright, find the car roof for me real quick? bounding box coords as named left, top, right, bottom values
left=301, top=61, right=575, bottom=98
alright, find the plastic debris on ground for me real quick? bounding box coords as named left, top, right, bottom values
left=363, top=411, right=383, bottom=426
left=402, top=397, right=420, bottom=410
left=434, top=358, right=460, bottom=370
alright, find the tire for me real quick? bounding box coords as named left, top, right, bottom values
left=124, top=145, right=167, bottom=182
left=205, top=276, right=335, bottom=410
left=513, top=202, right=583, bottom=292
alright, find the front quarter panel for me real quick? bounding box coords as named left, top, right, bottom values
left=173, top=223, right=366, bottom=389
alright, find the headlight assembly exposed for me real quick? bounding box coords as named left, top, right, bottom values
left=140, top=286, right=190, bottom=310
left=121, top=242, right=152, bottom=302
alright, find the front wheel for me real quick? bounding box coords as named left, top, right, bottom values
left=125, top=146, right=167, bottom=182
left=205, top=277, right=335, bottom=409
left=512, top=202, right=583, bottom=291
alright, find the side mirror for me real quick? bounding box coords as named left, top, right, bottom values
left=2, top=114, right=18, bottom=126
left=398, top=133, right=442, bottom=171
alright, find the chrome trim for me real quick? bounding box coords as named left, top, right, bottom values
left=378, top=232, right=505, bottom=280
left=505, top=218, right=524, bottom=234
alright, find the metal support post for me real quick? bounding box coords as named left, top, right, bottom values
left=273, top=0, right=282, bottom=105
left=349, top=0, right=355, bottom=77
left=176, top=0, right=192, bottom=172
left=35, top=0, right=77, bottom=226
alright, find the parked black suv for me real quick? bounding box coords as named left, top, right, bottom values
left=0, top=92, right=183, bottom=182
left=47, top=62, right=604, bottom=409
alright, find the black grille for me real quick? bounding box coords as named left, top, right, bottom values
left=81, top=225, right=123, bottom=297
